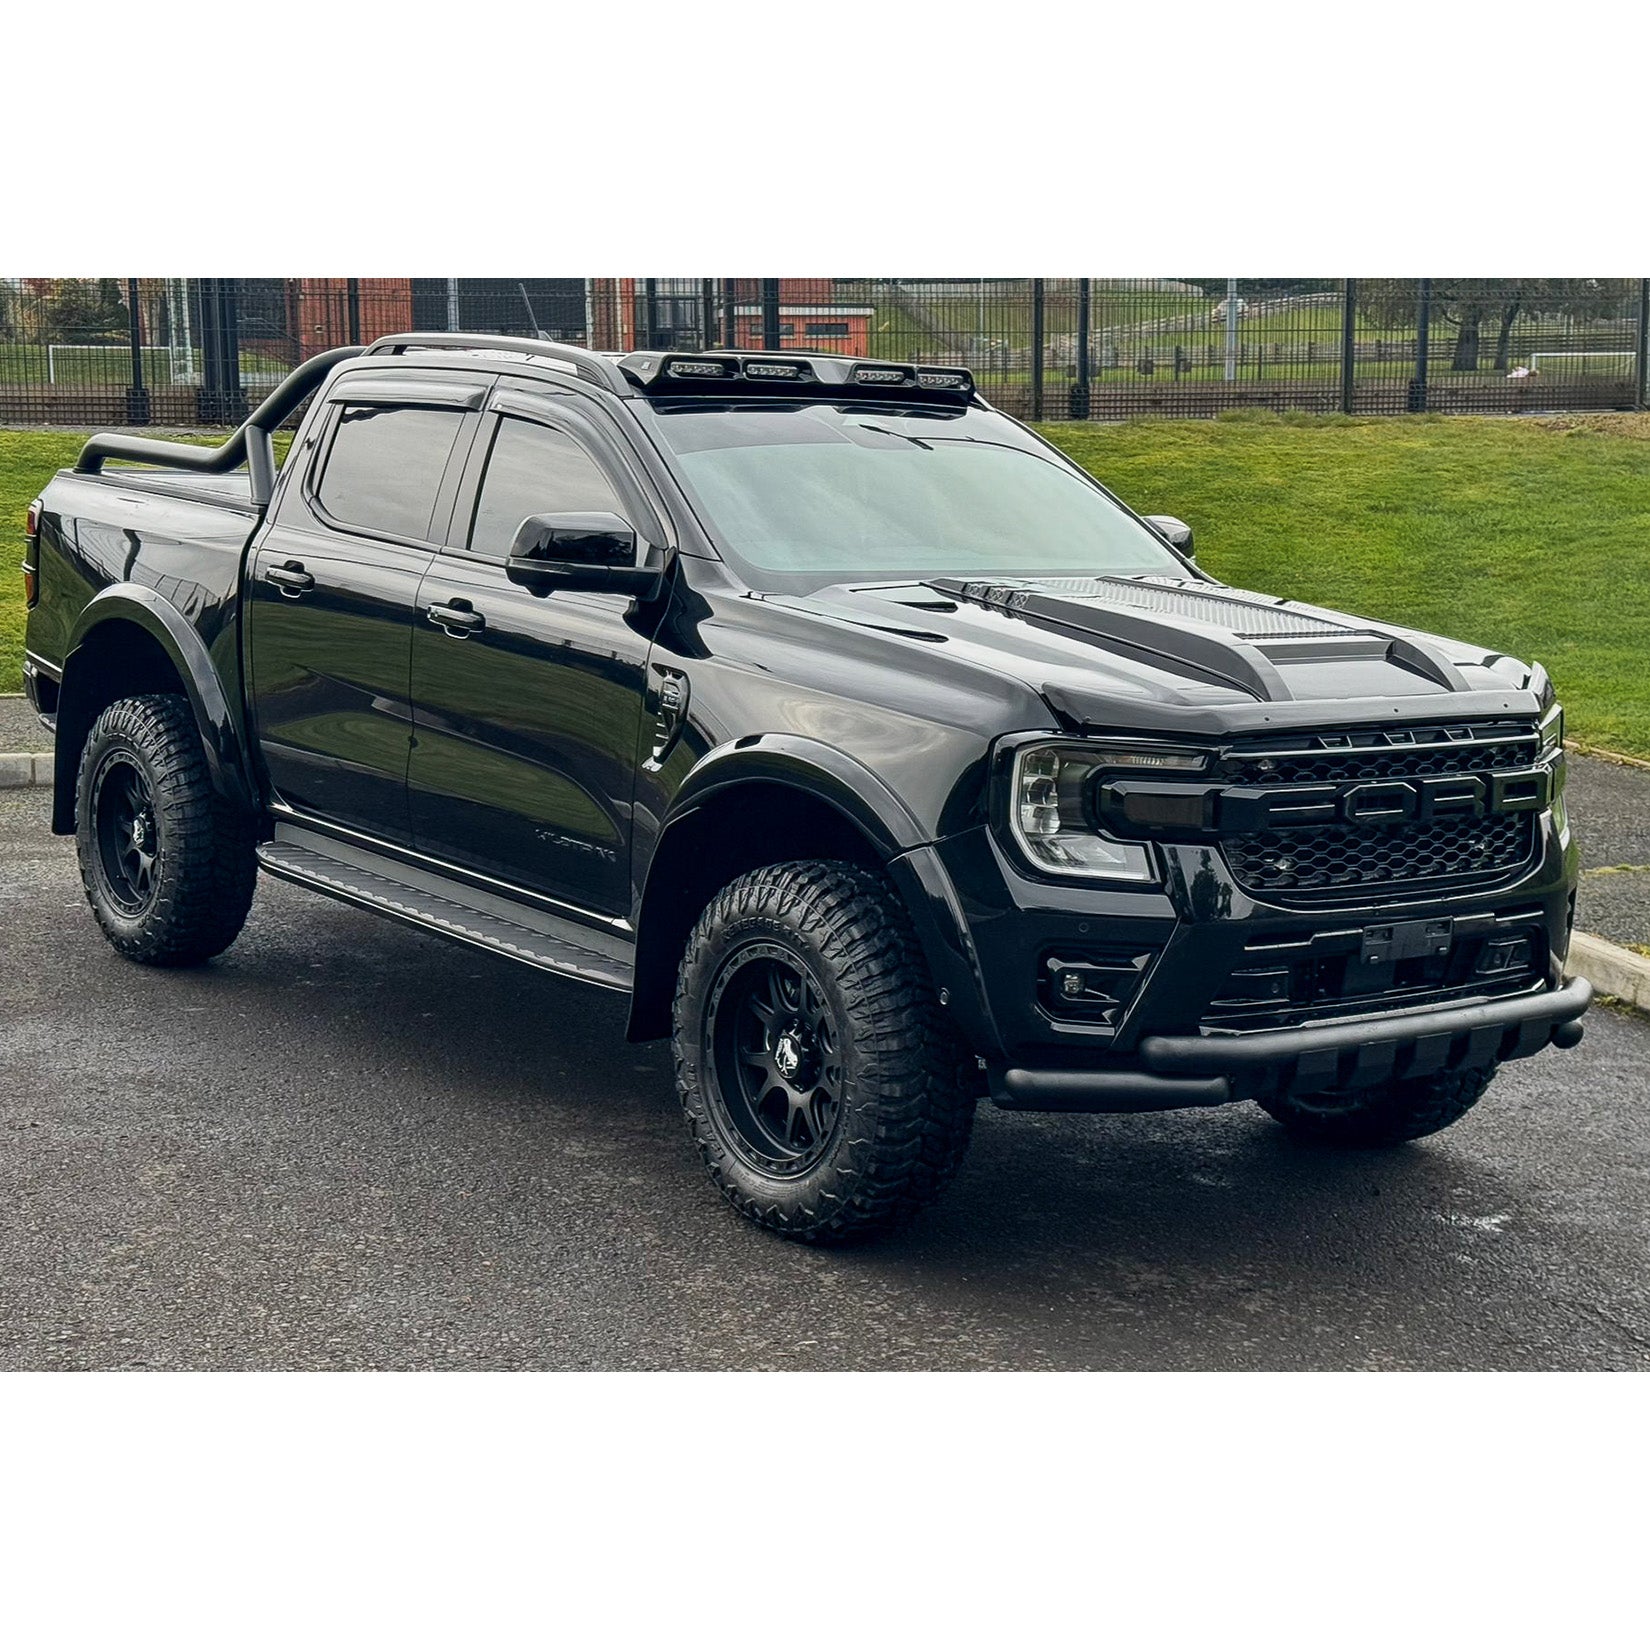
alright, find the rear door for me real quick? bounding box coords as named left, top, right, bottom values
left=246, top=372, right=487, bottom=841
left=406, top=389, right=659, bottom=918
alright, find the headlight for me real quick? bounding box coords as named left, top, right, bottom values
left=1538, top=704, right=1564, bottom=760
left=1008, top=741, right=1205, bottom=883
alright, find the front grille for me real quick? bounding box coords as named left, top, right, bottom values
left=1222, top=720, right=1538, bottom=786
left=1216, top=720, right=1543, bottom=899
left=1226, top=811, right=1535, bottom=895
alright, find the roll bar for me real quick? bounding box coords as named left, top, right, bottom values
left=72, top=334, right=634, bottom=509
left=74, top=346, right=365, bottom=507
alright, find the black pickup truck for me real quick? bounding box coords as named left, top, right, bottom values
left=21, top=332, right=1591, bottom=1241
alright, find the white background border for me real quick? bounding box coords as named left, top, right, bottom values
left=2, top=1, right=1645, bottom=1641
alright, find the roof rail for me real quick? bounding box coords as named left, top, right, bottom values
left=75, top=345, right=363, bottom=508
left=362, top=332, right=631, bottom=396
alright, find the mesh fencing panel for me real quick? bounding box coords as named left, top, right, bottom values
left=1, top=276, right=1644, bottom=426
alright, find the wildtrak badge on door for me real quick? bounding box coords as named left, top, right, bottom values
left=21, top=331, right=1590, bottom=1243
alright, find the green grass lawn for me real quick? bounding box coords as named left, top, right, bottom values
left=1, top=429, right=230, bottom=698
left=854, top=282, right=1216, bottom=355
left=3, top=414, right=1648, bottom=755
left=0, top=343, right=291, bottom=387
left=1, top=431, right=86, bottom=696
left=1039, top=412, right=1650, bottom=756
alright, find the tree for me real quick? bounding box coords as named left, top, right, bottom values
left=1176, top=278, right=1337, bottom=298
left=1357, top=279, right=1634, bottom=373
left=40, top=278, right=130, bottom=342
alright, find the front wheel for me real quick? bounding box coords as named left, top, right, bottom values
left=673, top=860, right=976, bottom=1243
left=1255, top=1065, right=1497, bottom=1147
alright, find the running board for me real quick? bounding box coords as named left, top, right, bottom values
left=257, top=825, right=633, bottom=992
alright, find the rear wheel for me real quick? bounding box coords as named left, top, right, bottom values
left=673, top=860, right=976, bottom=1243
left=1255, top=1065, right=1496, bottom=1147
left=75, top=693, right=257, bottom=966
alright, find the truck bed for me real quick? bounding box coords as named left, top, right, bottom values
left=80, top=465, right=261, bottom=516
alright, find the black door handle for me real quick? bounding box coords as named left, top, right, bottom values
left=426, top=600, right=485, bottom=638
left=266, top=561, right=315, bottom=597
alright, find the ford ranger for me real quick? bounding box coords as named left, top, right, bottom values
left=20, top=332, right=1591, bottom=1241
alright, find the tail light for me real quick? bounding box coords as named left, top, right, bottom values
left=23, top=497, right=42, bottom=608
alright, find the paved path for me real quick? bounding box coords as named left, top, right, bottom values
left=2, top=786, right=1647, bottom=1370
left=0, top=695, right=50, bottom=752
left=1569, top=753, right=1650, bottom=951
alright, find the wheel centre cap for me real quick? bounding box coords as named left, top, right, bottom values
left=774, top=1029, right=805, bottom=1080
left=131, top=815, right=150, bottom=848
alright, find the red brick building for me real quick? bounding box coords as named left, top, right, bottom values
left=291, top=279, right=414, bottom=355
left=591, top=279, right=873, bottom=354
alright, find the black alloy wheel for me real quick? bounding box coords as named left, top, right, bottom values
left=705, top=940, right=845, bottom=1177
left=91, top=750, right=161, bottom=917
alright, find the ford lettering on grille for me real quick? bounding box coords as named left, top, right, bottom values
left=1217, top=767, right=1548, bottom=834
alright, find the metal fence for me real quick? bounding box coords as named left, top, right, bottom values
left=2, top=277, right=1646, bottom=426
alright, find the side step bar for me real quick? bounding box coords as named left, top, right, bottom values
left=257, top=825, right=633, bottom=993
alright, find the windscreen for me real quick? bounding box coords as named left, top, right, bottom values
left=642, top=401, right=1185, bottom=592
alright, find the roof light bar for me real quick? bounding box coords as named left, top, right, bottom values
left=621, top=351, right=976, bottom=403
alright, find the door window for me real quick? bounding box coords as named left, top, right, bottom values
left=315, top=404, right=467, bottom=542
left=468, top=417, right=626, bottom=559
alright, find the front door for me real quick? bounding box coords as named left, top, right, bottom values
left=247, top=387, right=481, bottom=841
left=407, top=402, right=655, bottom=918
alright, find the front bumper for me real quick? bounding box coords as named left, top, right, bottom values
left=1001, top=976, right=1592, bottom=1112
left=916, top=796, right=1585, bottom=1112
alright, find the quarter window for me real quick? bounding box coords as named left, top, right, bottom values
left=316, top=404, right=466, bottom=541
left=468, top=417, right=625, bottom=558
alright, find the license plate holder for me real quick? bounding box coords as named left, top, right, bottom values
left=1361, top=917, right=1454, bottom=966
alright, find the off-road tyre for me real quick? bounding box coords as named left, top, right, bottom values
left=673, top=859, right=977, bottom=1243
left=1255, top=1064, right=1497, bottom=1147
left=75, top=693, right=257, bottom=966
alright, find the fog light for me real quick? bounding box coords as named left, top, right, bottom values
left=1476, top=936, right=1532, bottom=975
left=1042, top=949, right=1157, bottom=1024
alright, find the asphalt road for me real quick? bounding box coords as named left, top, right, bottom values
left=3, top=785, right=1648, bottom=1370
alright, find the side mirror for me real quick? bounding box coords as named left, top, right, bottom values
left=505, top=511, right=662, bottom=599
left=1143, top=514, right=1194, bottom=557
